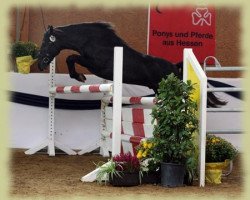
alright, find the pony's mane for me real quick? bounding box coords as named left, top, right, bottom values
left=56, top=22, right=128, bottom=46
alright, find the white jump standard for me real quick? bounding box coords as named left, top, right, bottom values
left=25, top=47, right=123, bottom=156
left=82, top=48, right=208, bottom=187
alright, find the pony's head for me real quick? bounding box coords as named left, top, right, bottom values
left=38, top=25, right=62, bottom=70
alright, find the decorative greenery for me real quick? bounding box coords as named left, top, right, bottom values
left=11, top=41, right=39, bottom=59
left=206, top=135, right=238, bottom=162
left=96, top=152, right=141, bottom=184
left=113, top=152, right=140, bottom=173
left=151, top=73, right=199, bottom=178
left=136, top=139, right=160, bottom=173
left=95, top=160, right=122, bottom=184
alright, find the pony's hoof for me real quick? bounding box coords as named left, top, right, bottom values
left=77, top=74, right=86, bottom=82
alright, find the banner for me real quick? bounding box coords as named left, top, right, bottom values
left=148, top=6, right=216, bottom=64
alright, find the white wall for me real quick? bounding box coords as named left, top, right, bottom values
left=8, top=73, right=243, bottom=151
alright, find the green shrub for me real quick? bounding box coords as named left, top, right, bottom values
left=206, top=135, right=238, bottom=162
left=11, top=41, right=39, bottom=59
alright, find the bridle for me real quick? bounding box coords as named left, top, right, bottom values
left=41, top=35, right=57, bottom=64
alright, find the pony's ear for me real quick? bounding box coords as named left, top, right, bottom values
left=48, top=25, right=54, bottom=34
left=175, top=61, right=183, bottom=79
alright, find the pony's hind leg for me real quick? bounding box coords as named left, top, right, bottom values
left=66, top=54, right=87, bottom=82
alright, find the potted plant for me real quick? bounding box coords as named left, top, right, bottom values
left=205, top=135, right=238, bottom=184
left=151, top=73, right=199, bottom=187
left=11, top=41, right=39, bottom=74
left=136, top=138, right=160, bottom=184
left=96, top=152, right=141, bottom=186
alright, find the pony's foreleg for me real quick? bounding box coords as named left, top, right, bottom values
left=66, top=54, right=87, bottom=82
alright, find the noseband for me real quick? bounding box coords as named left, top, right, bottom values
left=41, top=35, right=57, bottom=65
left=42, top=56, right=50, bottom=64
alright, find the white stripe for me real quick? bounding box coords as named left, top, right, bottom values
left=122, top=121, right=134, bottom=136
left=143, top=109, right=153, bottom=124
left=101, top=96, right=155, bottom=105
left=79, top=85, right=90, bottom=93
left=99, top=84, right=113, bottom=92
left=64, top=86, right=72, bottom=93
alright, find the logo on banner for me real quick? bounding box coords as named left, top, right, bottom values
left=192, top=8, right=212, bottom=26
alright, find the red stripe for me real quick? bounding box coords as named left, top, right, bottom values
left=132, top=108, right=144, bottom=123
left=121, top=143, right=124, bottom=154
left=71, top=86, right=80, bottom=93
left=130, top=136, right=142, bottom=156
left=130, top=97, right=142, bottom=104
left=89, top=85, right=101, bottom=92
left=132, top=122, right=145, bottom=137
left=129, top=136, right=143, bottom=144
left=153, top=98, right=157, bottom=104
left=131, top=143, right=137, bottom=155
left=56, top=86, right=65, bottom=93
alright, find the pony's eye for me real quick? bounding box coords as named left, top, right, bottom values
left=49, top=35, right=56, bottom=42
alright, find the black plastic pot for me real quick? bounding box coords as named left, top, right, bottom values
left=183, top=171, right=194, bottom=186
left=109, top=171, right=140, bottom=187
left=161, top=162, right=185, bottom=187
left=142, top=171, right=161, bottom=184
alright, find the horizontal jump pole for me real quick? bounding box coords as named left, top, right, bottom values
left=206, top=129, right=243, bottom=134
left=207, top=87, right=243, bottom=92
left=102, top=96, right=156, bottom=105
left=49, top=83, right=113, bottom=94
left=207, top=108, right=243, bottom=112
left=102, top=130, right=145, bottom=144
left=205, top=67, right=245, bottom=72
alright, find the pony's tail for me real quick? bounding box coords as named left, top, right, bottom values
left=173, top=62, right=229, bottom=107
left=207, top=88, right=227, bottom=108
left=208, top=79, right=242, bottom=100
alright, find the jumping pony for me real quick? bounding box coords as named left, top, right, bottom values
left=38, top=22, right=231, bottom=107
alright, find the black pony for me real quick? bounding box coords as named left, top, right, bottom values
left=38, top=22, right=227, bottom=107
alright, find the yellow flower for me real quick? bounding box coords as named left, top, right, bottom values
left=211, top=138, right=216, bottom=143
left=143, top=141, right=148, bottom=149
left=142, top=150, right=148, bottom=157
left=147, top=142, right=153, bottom=149
left=137, top=150, right=143, bottom=159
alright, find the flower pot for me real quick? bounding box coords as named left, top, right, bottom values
left=183, top=171, right=194, bottom=186
left=16, top=56, right=37, bottom=74
left=142, top=171, right=160, bottom=184
left=205, top=160, right=230, bottom=184
left=109, top=171, right=140, bottom=187
left=161, top=162, right=185, bottom=187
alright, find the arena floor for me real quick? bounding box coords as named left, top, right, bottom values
left=9, top=149, right=244, bottom=199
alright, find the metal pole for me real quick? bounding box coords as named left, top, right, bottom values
left=48, top=58, right=56, bottom=156
left=205, top=67, right=245, bottom=72
left=207, top=87, right=243, bottom=92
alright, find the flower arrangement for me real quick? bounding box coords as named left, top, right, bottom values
left=113, top=152, right=140, bottom=172
left=11, top=41, right=39, bottom=73
left=96, top=152, right=141, bottom=186
left=11, top=41, right=39, bottom=59
left=151, top=74, right=198, bottom=165
left=206, top=135, right=238, bottom=163
left=136, top=139, right=160, bottom=173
